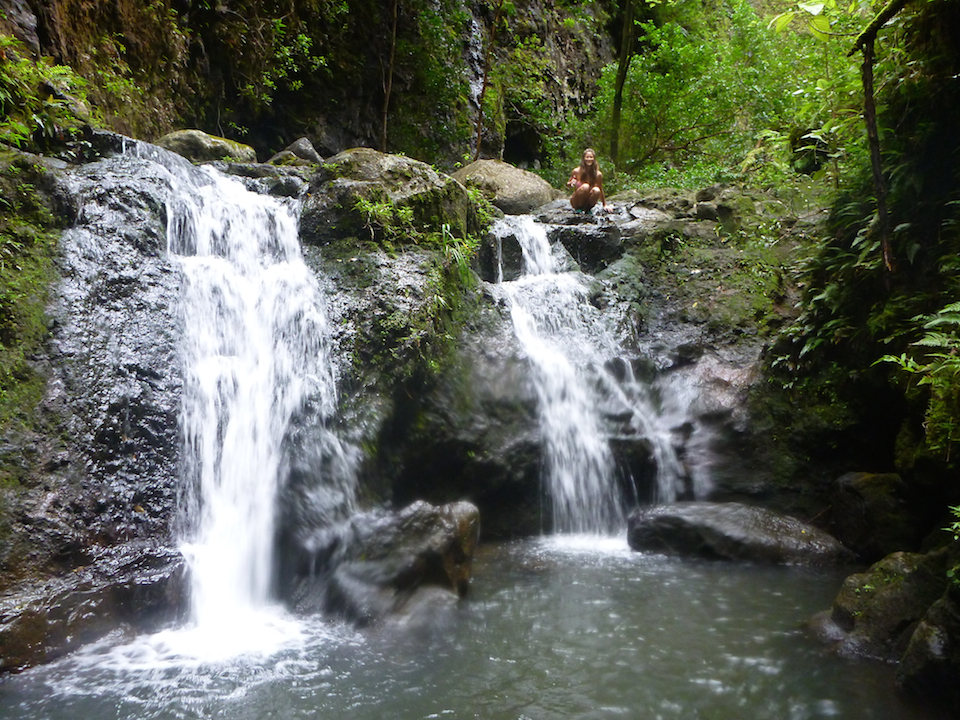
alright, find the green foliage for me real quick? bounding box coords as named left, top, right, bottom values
left=354, top=193, right=416, bottom=243
left=568, top=0, right=813, bottom=187
left=0, top=155, right=61, bottom=428
left=0, top=35, right=94, bottom=153
left=772, top=0, right=960, bottom=386
left=947, top=504, right=960, bottom=587
left=879, top=303, right=960, bottom=460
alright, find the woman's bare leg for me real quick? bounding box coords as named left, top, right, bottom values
left=570, top=182, right=599, bottom=210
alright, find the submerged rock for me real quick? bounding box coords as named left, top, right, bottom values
left=627, top=501, right=853, bottom=565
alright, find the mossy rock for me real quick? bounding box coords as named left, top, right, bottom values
left=154, top=129, right=257, bottom=164
left=300, top=148, right=479, bottom=247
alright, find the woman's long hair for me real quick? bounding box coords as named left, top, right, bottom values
left=578, top=148, right=599, bottom=186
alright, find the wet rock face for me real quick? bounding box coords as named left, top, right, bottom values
left=43, top=155, right=184, bottom=545
left=0, top=545, right=186, bottom=672
left=0, top=146, right=187, bottom=672
left=283, top=500, right=480, bottom=626
left=627, top=502, right=854, bottom=565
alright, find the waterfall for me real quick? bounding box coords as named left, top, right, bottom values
left=495, top=216, right=703, bottom=534
left=132, top=145, right=355, bottom=643
left=497, top=216, right=621, bottom=534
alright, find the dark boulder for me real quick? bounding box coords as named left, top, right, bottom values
left=286, top=500, right=480, bottom=626
left=830, top=471, right=925, bottom=561
left=627, top=501, right=853, bottom=565
left=896, top=582, right=960, bottom=714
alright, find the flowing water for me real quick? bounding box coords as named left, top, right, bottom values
left=122, top=145, right=355, bottom=658
left=493, top=216, right=711, bottom=531
left=0, top=537, right=940, bottom=720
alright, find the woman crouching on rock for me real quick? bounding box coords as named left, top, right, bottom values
left=566, top=148, right=609, bottom=213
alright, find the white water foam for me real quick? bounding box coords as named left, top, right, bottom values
left=494, top=215, right=709, bottom=532
left=118, top=145, right=356, bottom=664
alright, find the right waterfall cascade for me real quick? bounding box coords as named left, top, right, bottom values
left=491, top=215, right=714, bottom=535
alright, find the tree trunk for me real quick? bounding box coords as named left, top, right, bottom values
left=611, top=0, right=636, bottom=167
left=473, top=0, right=505, bottom=161
left=380, top=0, right=400, bottom=152
left=848, top=0, right=908, bottom=273
left=860, top=38, right=895, bottom=272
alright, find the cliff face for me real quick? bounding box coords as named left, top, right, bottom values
left=0, top=0, right=616, bottom=165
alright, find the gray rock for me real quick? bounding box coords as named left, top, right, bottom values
left=830, top=471, right=924, bottom=561
left=155, top=129, right=257, bottom=163
left=809, top=549, right=951, bottom=661
left=627, top=501, right=853, bottom=565
left=286, top=500, right=480, bottom=626
left=301, top=148, right=478, bottom=245
left=267, top=137, right=323, bottom=166
left=0, top=0, right=39, bottom=55
left=453, top=159, right=556, bottom=214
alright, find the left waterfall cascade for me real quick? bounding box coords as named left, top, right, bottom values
left=133, top=143, right=357, bottom=659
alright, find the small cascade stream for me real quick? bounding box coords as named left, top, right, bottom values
left=0, top=160, right=932, bottom=720
left=493, top=215, right=707, bottom=533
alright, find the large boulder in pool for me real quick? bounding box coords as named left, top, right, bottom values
left=808, top=549, right=953, bottom=661
left=285, top=500, right=481, bottom=627
left=627, top=501, right=853, bottom=565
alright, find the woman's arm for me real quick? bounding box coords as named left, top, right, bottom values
left=566, top=167, right=580, bottom=189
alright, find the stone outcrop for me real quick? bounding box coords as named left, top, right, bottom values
left=897, top=582, right=960, bottom=713
left=301, top=147, right=479, bottom=244
left=0, top=546, right=186, bottom=672
left=809, top=549, right=953, bottom=660
left=284, top=500, right=480, bottom=626
left=453, top=159, right=557, bottom=215
left=809, top=543, right=960, bottom=715
left=155, top=129, right=258, bottom=164
left=627, top=502, right=854, bottom=565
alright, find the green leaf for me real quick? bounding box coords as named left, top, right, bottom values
left=809, top=15, right=831, bottom=41
left=798, top=2, right=825, bottom=15
left=769, top=11, right=796, bottom=32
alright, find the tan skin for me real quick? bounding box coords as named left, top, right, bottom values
left=566, top=149, right=608, bottom=212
